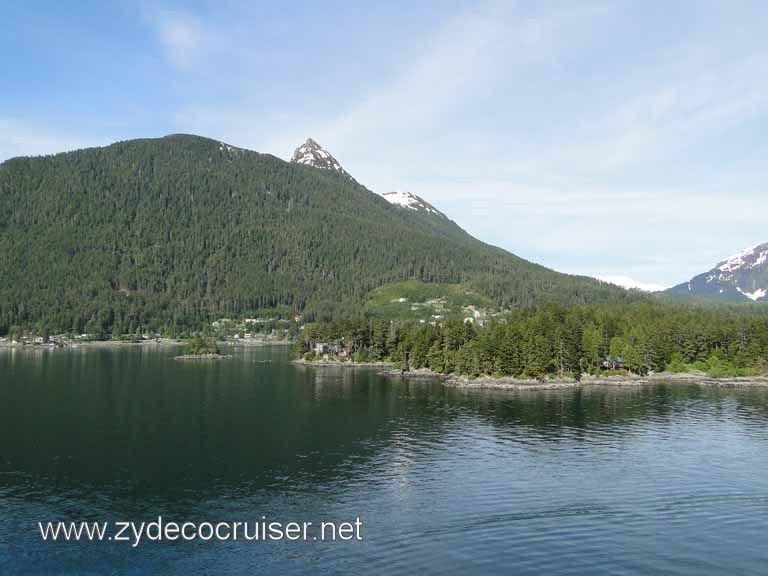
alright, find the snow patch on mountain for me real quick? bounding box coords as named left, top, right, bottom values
left=290, top=139, right=446, bottom=222
left=594, top=275, right=666, bottom=293
left=290, top=138, right=348, bottom=175
left=218, top=142, right=243, bottom=154
left=717, top=244, right=768, bottom=273
left=737, top=287, right=767, bottom=301
left=381, top=191, right=439, bottom=215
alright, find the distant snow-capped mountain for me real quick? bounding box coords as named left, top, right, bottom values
left=594, top=275, right=667, bottom=293
left=667, top=243, right=768, bottom=302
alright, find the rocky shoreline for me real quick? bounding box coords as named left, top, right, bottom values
left=383, top=370, right=768, bottom=390
left=174, top=353, right=231, bottom=361
left=223, top=339, right=292, bottom=347
left=378, top=367, right=449, bottom=380
left=292, top=358, right=395, bottom=368
left=308, top=364, right=768, bottom=390
left=291, top=358, right=768, bottom=388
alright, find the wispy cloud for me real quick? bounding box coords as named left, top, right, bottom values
left=162, top=2, right=768, bottom=286
left=148, top=9, right=206, bottom=70
left=258, top=3, right=567, bottom=187
left=540, top=51, right=768, bottom=179
left=9, top=1, right=767, bottom=288
left=320, top=10, right=555, bottom=143
left=172, top=2, right=568, bottom=179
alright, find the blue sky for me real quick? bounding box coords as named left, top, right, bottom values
left=3, top=1, right=768, bottom=289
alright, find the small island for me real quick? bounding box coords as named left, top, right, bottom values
left=174, top=336, right=230, bottom=361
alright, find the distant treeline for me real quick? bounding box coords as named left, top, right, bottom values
left=296, top=303, right=768, bottom=378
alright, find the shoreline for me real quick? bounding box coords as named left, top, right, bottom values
left=222, top=339, right=292, bottom=347
left=383, top=369, right=768, bottom=389
left=0, top=338, right=294, bottom=350
left=74, top=338, right=185, bottom=348
left=0, top=338, right=186, bottom=349
left=174, top=353, right=231, bottom=361
left=292, top=359, right=768, bottom=390
left=290, top=358, right=768, bottom=388
left=292, top=358, right=395, bottom=368
left=302, top=363, right=768, bottom=389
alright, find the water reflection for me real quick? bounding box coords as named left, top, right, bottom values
left=2, top=347, right=768, bottom=575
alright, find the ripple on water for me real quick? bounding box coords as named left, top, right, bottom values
left=2, top=351, right=768, bottom=575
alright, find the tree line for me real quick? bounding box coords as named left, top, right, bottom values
left=295, top=303, right=768, bottom=379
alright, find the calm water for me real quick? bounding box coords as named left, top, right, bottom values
left=2, top=345, right=768, bottom=575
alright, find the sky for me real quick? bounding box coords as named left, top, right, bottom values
left=3, top=0, right=768, bottom=289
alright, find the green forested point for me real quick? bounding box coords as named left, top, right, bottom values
left=296, top=302, right=768, bottom=379
left=0, top=134, right=639, bottom=336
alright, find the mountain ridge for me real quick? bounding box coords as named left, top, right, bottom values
left=0, top=133, right=638, bottom=335
left=290, top=137, right=351, bottom=177
left=667, top=243, right=768, bottom=302
left=288, top=138, right=464, bottom=236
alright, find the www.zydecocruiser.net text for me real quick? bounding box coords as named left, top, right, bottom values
left=38, top=516, right=364, bottom=547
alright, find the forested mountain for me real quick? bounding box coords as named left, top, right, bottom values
left=667, top=243, right=768, bottom=302
left=0, top=134, right=637, bottom=336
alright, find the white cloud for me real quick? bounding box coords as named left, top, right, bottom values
left=269, top=6, right=564, bottom=184
left=549, top=51, right=768, bottom=178
left=149, top=9, right=205, bottom=69
left=321, top=12, right=551, bottom=142
left=172, top=2, right=567, bottom=176
left=149, top=3, right=768, bottom=287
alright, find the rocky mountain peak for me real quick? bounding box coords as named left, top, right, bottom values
left=290, top=140, right=449, bottom=223
left=716, top=243, right=768, bottom=275
left=667, top=241, right=768, bottom=302
left=291, top=138, right=348, bottom=175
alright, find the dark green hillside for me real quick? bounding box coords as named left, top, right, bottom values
left=0, top=134, right=637, bottom=336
